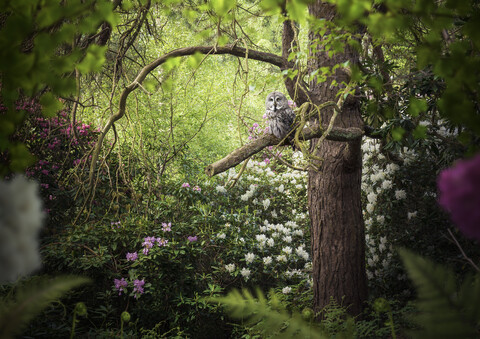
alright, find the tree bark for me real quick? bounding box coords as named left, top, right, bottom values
left=304, top=2, right=367, bottom=316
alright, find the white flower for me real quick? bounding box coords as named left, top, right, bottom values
left=285, top=221, right=297, bottom=228
left=367, top=192, right=377, bottom=204
left=216, top=185, right=227, bottom=194
left=271, top=210, right=278, bottom=218
left=282, top=286, right=292, bottom=294
left=296, top=246, right=309, bottom=260
left=293, top=229, right=303, bottom=236
left=278, top=184, right=285, bottom=193
left=271, top=232, right=280, bottom=238
left=263, top=199, right=271, bottom=210
left=382, top=180, right=393, bottom=190
left=217, top=233, right=226, bottom=239
left=377, top=215, right=385, bottom=224
left=266, top=238, right=275, bottom=247
left=366, top=271, right=373, bottom=280
left=366, top=203, right=375, bottom=213
left=245, top=252, right=255, bottom=264
left=367, top=258, right=374, bottom=266
left=282, top=246, right=292, bottom=255
left=379, top=243, right=386, bottom=252
left=256, top=234, right=267, bottom=243
left=407, top=211, right=418, bottom=220
left=283, top=235, right=292, bottom=243
left=263, top=256, right=273, bottom=265
left=276, top=254, right=287, bottom=262
left=225, top=263, right=235, bottom=273
left=372, top=254, right=379, bottom=263
left=0, top=176, right=45, bottom=283
left=395, top=189, right=407, bottom=200
left=240, top=268, right=251, bottom=279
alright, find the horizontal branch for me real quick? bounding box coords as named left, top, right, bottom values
left=205, top=124, right=365, bottom=176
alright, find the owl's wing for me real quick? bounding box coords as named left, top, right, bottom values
left=285, top=107, right=296, bottom=127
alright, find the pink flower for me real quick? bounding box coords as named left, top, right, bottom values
left=114, top=278, right=128, bottom=295
left=133, top=279, right=145, bottom=298
left=187, top=236, right=198, bottom=242
left=438, top=153, right=480, bottom=241
left=162, top=222, right=172, bottom=232
left=126, top=252, right=138, bottom=261
left=181, top=182, right=190, bottom=188
left=193, top=185, right=201, bottom=192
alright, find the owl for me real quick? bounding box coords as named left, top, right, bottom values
left=265, top=91, right=296, bottom=142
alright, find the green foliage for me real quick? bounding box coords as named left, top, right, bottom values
left=0, top=276, right=90, bottom=338
left=399, top=249, right=480, bottom=338
left=0, top=0, right=116, bottom=175
left=211, top=288, right=328, bottom=339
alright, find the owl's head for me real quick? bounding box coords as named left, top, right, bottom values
left=265, top=91, right=288, bottom=112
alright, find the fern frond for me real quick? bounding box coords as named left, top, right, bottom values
left=0, top=275, right=90, bottom=338
left=399, top=248, right=479, bottom=339
left=209, top=288, right=327, bottom=339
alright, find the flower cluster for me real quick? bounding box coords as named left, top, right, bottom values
left=114, top=277, right=146, bottom=299
left=142, top=236, right=168, bottom=255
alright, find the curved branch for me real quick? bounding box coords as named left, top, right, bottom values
left=87, top=44, right=286, bottom=189
left=205, top=125, right=365, bottom=177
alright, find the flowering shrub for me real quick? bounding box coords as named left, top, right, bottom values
left=360, top=132, right=474, bottom=297
left=3, top=98, right=100, bottom=229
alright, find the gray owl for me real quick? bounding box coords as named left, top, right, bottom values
left=265, top=91, right=295, bottom=141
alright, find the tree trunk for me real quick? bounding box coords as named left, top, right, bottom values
left=306, top=1, right=367, bottom=316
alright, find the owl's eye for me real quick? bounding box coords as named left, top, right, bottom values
left=275, top=97, right=281, bottom=102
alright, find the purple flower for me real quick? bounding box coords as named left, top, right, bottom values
left=114, top=278, right=128, bottom=295
left=438, top=153, right=480, bottom=241
left=142, top=236, right=155, bottom=249
left=156, top=238, right=168, bottom=247
left=187, top=236, right=198, bottom=242
left=181, top=182, right=190, bottom=188
left=126, top=252, right=138, bottom=261
left=193, top=185, right=201, bottom=192
left=142, top=247, right=149, bottom=255
left=162, top=222, right=172, bottom=232
left=133, top=279, right=145, bottom=298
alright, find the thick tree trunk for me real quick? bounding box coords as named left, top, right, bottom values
left=306, top=2, right=367, bottom=316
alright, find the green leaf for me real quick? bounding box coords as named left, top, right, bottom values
left=187, top=52, right=204, bottom=68
left=0, top=276, right=90, bottom=338
left=408, top=98, right=428, bottom=117
left=286, top=0, right=309, bottom=24
left=39, top=93, right=63, bottom=118
left=163, top=57, right=182, bottom=71
left=8, top=143, right=36, bottom=172
left=76, top=45, right=107, bottom=74
left=399, top=249, right=480, bottom=339
left=413, top=124, right=427, bottom=139
left=391, top=126, right=405, bottom=141
left=211, top=0, right=236, bottom=16
left=208, top=288, right=328, bottom=339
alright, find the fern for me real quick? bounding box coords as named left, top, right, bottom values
left=209, top=288, right=328, bottom=339
left=0, top=275, right=90, bottom=338
left=399, top=248, right=480, bottom=338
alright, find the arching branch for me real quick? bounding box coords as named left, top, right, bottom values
left=205, top=124, right=366, bottom=177
left=87, top=44, right=287, bottom=190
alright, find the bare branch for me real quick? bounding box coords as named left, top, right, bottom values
left=205, top=125, right=365, bottom=177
